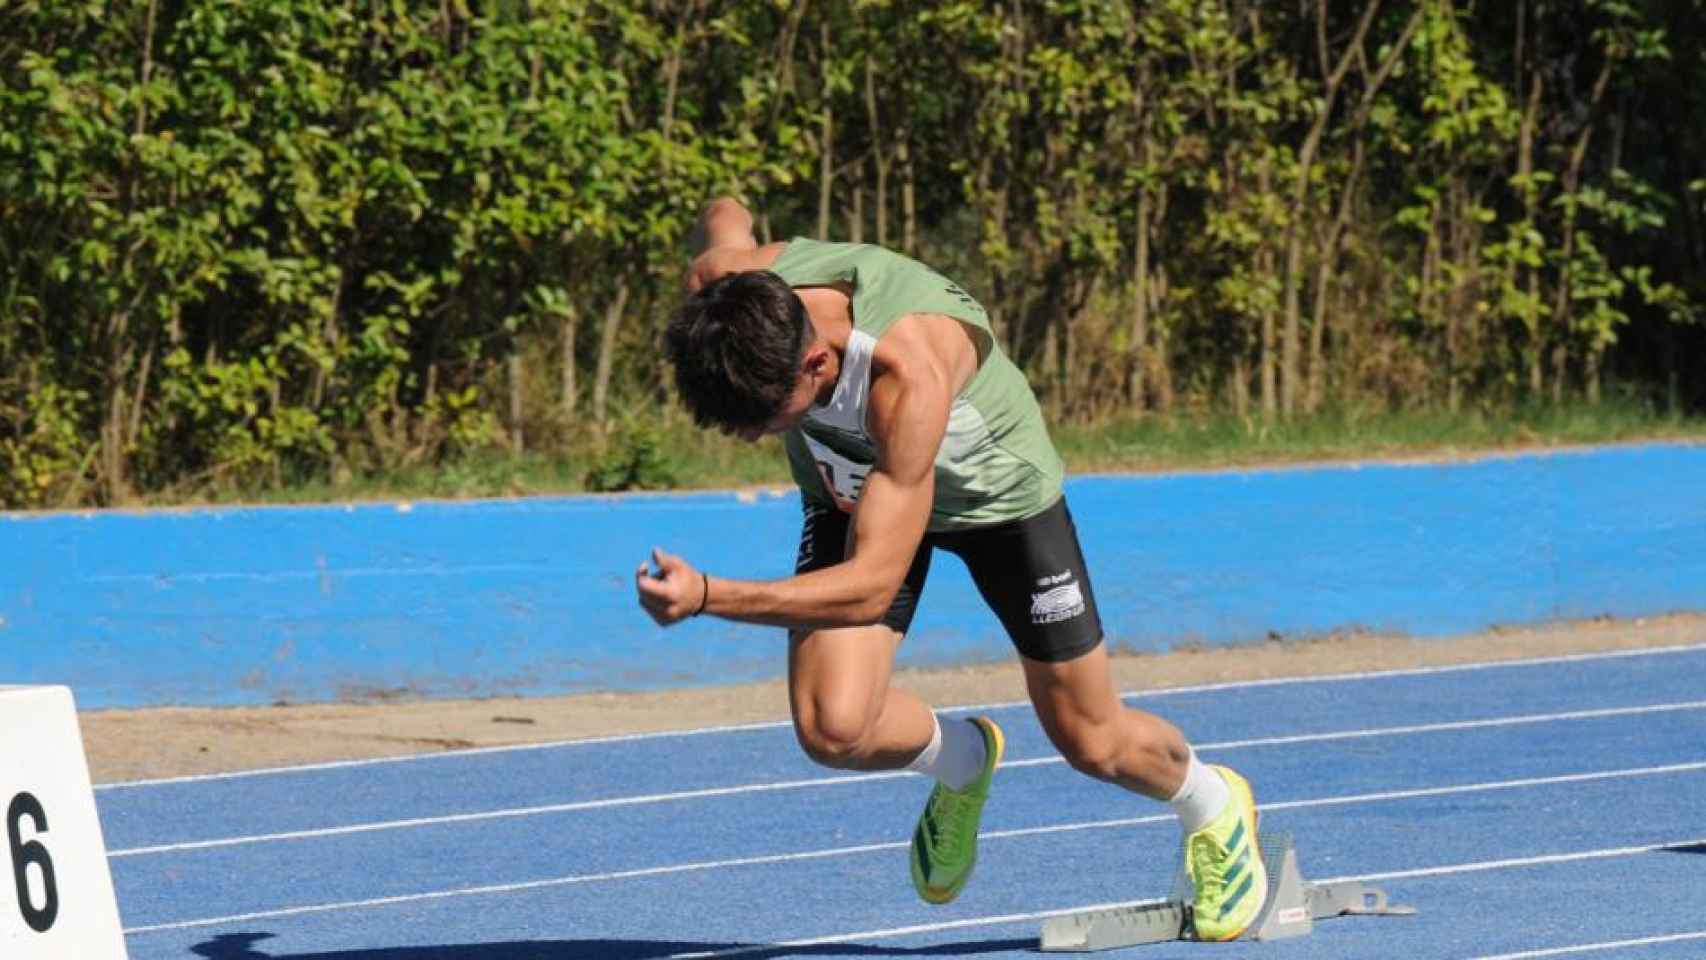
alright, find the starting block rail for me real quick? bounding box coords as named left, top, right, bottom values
left=1040, top=832, right=1415, bottom=951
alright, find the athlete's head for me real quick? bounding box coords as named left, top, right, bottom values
left=665, top=270, right=827, bottom=439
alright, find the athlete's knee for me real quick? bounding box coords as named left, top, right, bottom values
left=793, top=696, right=881, bottom=768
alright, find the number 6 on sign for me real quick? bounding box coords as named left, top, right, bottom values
left=8, top=792, right=59, bottom=932
left=0, top=686, right=127, bottom=959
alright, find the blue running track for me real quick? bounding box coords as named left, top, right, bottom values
left=105, top=642, right=1706, bottom=959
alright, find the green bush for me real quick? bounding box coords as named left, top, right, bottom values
left=584, top=422, right=677, bottom=493
left=2, top=0, right=1702, bottom=509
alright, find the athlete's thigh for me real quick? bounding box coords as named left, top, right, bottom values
left=788, top=499, right=933, bottom=723
left=941, top=496, right=1103, bottom=663
left=787, top=622, right=905, bottom=736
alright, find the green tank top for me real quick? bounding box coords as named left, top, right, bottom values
left=769, top=238, right=1063, bottom=531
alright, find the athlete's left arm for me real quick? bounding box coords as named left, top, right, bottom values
left=635, top=315, right=976, bottom=631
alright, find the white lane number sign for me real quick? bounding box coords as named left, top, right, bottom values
left=0, top=686, right=127, bottom=958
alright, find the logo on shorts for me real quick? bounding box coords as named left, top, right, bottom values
left=1030, top=572, right=1086, bottom=624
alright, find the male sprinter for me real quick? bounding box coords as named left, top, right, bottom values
left=635, top=197, right=1265, bottom=938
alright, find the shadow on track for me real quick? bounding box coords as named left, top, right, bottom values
left=188, top=931, right=1038, bottom=959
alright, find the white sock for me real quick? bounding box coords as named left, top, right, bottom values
left=1168, top=749, right=1230, bottom=834
left=905, top=714, right=988, bottom=790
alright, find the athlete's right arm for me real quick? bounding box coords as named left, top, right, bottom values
left=685, top=197, right=786, bottom=292
left=690, top=197, right=758, bottom=254
left=637, top=366, right=944, bottom=631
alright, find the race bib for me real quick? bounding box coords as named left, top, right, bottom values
left=802, top=433, right=871, bottom=513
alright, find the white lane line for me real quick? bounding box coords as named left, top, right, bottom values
left=119, top=839, right=909, bottom=936
left=1007, top=698, right=1706, bottom=769
left=117, top=766, right=1706, bottom=934
left=96, top=641, right=1706, bottom=791
left=106, top=700, right=1706, bottom=858
left=1467, top=931, right=1706, bottom=959
left=979, top=761, right=1706, bottom=842
left=663, top=844, right=1706, bottom=960
left=1329, top=838, right=1706, bottom=885
left=107, top=770, right=911, bottom=857
left=661, top=902, right=1154, bottom=959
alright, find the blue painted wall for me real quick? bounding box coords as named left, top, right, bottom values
left=3, top=443, right=1702, bottom=709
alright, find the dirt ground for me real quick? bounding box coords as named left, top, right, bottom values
left=78, top=613, right=1705, bottom=785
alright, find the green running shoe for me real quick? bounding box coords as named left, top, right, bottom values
left=1185, top=765, right=1268, bottom=941
left=909, top=716, right=1005, bottom=904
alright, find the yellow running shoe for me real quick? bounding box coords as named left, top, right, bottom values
left=909, top=716, right=1005, bottom=904
left=1185, top=765, right=1267, bottom=941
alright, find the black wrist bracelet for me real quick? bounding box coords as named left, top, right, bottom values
left=694, top=572, right=710, bottom=616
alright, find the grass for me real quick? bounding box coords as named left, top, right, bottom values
left=151, top=398, right=1705, bottom=508
left=145, top=420, right=796, bottom=508
left=1052, top=399, right=1706, bottom=475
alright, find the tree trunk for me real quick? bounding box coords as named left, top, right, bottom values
left=1308, top=137, right=1363, bottom=414
left=1232, top=355, right=1250, bottom=419
left=770, top=0, right=809, bottom=112
left=847, top=183, right=864, bottom=244
left=1129, top=175, right=1151, bottom=414
left=560, top=306, right=578, bottom=421
left=1041, top=321, right=1061, bottom=421
left=103, top=331, right=131, bottom=504
left=1548, top=55, right=1614, bottom=404
left=592, top=278, right=631, bottom=424
left=815, top=23, right=834, bottom=241
left=1422, top=206, right=1441, bottom=403
left=507, top=352, right=524, bottom=455
left=1518, top=56, right=1544, bottom=397
left=1307, top=5, right=1422, bottom=412
left=127, top=335, right=155, bottom=450
left=313, top=257, right=351, bottom=410
left=1660, top=320, right=1678, bottom=413
left=1153, top=266, right=1174, bottom=413
left=135, top=0, right=159, bottom=136
left=1258, top=157, right=1277, bottom=423
left=1128, top=66, right=1153, bottom=415
left=864, top=53, right=889, bottom=248
left=899, top=136, right=917, bottom=254
left=1064, top=313, right=1080, bottom=420
left=1446, top=177, right=1464, bottom=414
left=1280, top=0, right=1382, bottom=419
left=100, top=0, right=162, bottom=503
left=658, top=3, right=694, bottom=165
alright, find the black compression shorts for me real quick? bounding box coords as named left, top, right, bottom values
left=792, top=495, right=1104, bottom=663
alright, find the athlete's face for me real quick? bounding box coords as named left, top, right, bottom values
left=735, top=343, right=831, bottom=442
left=737, top=374, right=816, bottom=441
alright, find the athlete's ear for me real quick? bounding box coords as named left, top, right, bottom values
left=802, top=341, right=832, bottom=378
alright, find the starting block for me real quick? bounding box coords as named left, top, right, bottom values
left=1040, top=832, right=1414, bottom=951
left=0, top=686, right=128, bottom=959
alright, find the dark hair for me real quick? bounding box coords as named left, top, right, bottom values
left=665, top=271, right=810, bottom=432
